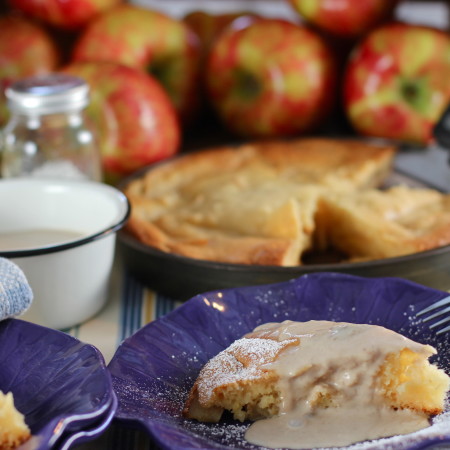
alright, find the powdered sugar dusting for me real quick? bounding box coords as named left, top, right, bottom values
left=183, top=421, right=253, bottom=448
left=196, top=337, right=295, bottom=401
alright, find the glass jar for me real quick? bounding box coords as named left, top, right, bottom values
left=0, top=73, right=102, bottom=181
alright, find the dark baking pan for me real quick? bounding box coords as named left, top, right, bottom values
left=117, top=229, right=450, bottom=300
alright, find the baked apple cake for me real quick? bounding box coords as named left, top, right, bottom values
left=123, top=137, right=450, bottom=265
left=183, top=320, right=450, bottom=448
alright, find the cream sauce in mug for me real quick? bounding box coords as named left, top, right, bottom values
left=0, top=229, right=84, bottom=251
left=244, top=321, right=437, bottom=449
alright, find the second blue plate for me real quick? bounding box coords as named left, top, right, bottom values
left=0, top=318, right=116, bottom=450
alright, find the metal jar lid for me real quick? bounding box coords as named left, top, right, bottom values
left=5, top=73, right=90, bottom=115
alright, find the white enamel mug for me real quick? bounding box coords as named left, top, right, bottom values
left=0, top=178, right=130, bottom=329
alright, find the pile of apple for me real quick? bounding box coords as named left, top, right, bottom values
left=1, top=0, right=450, bottom=183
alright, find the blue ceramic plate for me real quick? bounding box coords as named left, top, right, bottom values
left=109, top=273, right=450, bottom=450
left=0, top=318, right=116, bottom=450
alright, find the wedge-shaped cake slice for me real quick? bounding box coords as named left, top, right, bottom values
left=316, top=185, right=450, bottom=260
left=183, top=320, right=449, bottom=448
left=127, top=179, right=328, bottom=265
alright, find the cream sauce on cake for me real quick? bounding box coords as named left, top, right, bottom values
left=244, top=320, right=434, bottom=448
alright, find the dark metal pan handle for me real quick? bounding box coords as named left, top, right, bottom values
left=434, top=104, right=450, bottom=152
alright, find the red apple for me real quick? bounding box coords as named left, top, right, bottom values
left=205, top=18, right=337, bottom=139
left=62, top=61, right=181, bottom=183
left=7, top=0, right=122, bottom=30
left=71, top=4, right=201, bottom=124
left=343, top=23, right=450, bottom=145
left=0, top=14, right=60, bottom=125
left=287, top=0, right=398, bottom=38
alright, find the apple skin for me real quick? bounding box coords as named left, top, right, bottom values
left=62, top=61, right=181, bottom=183
left=7, top=0, right=122, bottom=30
left=0, top=14, right=60, bottom=125
left=72, top=4, right=201, bottom=124
left=205, top=18, right=337, bottom=139
left=288, top=0, right=398, bottom=38
left=343, top=23, right=450, bottom=145
left=183, top=10, right=259, bottom=61
left=183, top=10, right=259, bottom=118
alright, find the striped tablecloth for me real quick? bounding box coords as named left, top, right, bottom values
left=64, top=253, right=183, bottom=364
left=66, top=251, right=183, bottom=450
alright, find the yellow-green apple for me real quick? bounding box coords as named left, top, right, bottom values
left=7, top=0, right=122, bottom=30
left=287, top=0, right=398, bottom=38
left=205, top=18, right=337, bottom=139
left=62, top=61, right=181, bottom=183
left=343, top=23, right=450, bottom=145
left=71, top=4, right=201, bottom=124
left=0, top=14, right=60, bottom=125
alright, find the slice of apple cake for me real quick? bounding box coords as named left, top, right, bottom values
left=183, top=320, right=449, bottom=448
